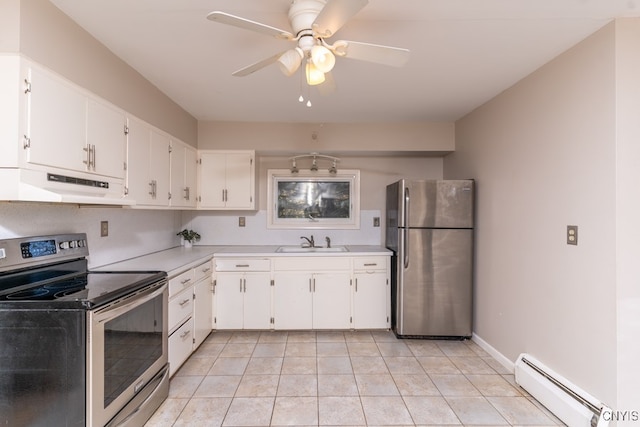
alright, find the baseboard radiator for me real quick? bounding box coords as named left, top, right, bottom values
left=514, top=354, right=611, bottom=427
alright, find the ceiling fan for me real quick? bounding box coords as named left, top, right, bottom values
left=206, top=0, right=410, bottom=88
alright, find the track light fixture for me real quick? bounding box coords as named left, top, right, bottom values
left=289, top=152, right=340, bottom=174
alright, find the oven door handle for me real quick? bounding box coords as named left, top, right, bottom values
left=93, top=281, right=167, bottom=324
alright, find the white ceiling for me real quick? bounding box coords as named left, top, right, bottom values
left=50, top=0, right=639, bottom=124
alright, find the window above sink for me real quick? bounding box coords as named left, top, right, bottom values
left=267, top=169, right=360, bottom=229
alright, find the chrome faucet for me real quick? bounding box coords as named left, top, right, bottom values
left=325, top=236, right=331, bottom=248
left=300, top=235, right=315, bottom=248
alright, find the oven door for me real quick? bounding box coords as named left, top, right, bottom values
left=87, top=280, right=168, bottom=427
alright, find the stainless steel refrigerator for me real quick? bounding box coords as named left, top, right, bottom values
left=386, top=179, right=474, bottom=338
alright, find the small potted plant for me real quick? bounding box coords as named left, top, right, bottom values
left=176, top=229, right=201, bottom=248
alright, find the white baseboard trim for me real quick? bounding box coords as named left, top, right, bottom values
left=472, top=332, right=516, bottom=373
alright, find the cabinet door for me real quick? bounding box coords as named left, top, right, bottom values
left=193, top=278, right=213, bottom=348
left=198, top=151, right=226, bottom=208
left=273, top=272, right=312, bottom=330
left=225, top=152, right=254, bottom=209
left=169, top=141, right=187, bottom=207
left=353, top=272, right=389, bottom=329
left=312, top=272, right=351, bottom=329
left=125, top=117, right=152, bottom=204
left=184, top=145, right=197, bottom=207
left=243, top=273, right=272, bottom=330
left=149, top=130, right=170, bottom=206
left=26, top=66, right=86, bottom=172
left=87, top=99, right=126, bottom=178
left=215, top=273, right=244, bottom=329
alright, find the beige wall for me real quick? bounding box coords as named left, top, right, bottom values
left=198, top=121, right=455, bottom=154
left=0, top=0, right=20, bottom=52
left=613, top=19, right=640, bottom=413
left=15, top=0, right=197, bottom=146
left=445, top=20, right=640, bottom=410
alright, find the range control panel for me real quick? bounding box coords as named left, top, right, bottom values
left=0, top=233, right=88, bottom=272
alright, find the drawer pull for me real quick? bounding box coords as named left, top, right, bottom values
left=235, top=264, right=250, bottom=268
left=179, top=329, right=191, bottom=339
left=363, top=263, right=378, bottom=266
left=180, top=278, right=191, bottom=285
left=201, top=267, right=211, bottom=272
left=179, top=298, right=190, bottom=306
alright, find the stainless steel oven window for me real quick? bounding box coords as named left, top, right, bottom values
left=103, top=294, right=164, bottom=406
left=88, top=281, right=168, bottom=427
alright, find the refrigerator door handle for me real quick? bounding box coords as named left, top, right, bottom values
left=403, top=187, right=410, bottom=268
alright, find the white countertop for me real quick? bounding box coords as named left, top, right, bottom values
left=94, top=245, right=391, bottom=277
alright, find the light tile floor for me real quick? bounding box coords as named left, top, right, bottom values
left=145, top=330, right=563, bottom=426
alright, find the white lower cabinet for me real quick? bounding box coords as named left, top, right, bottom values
left=214, top=258, right=271, bottom=330
left=213, top=254, right=390, bottom=331
left=193, top=264, right=213, bottom=349
left=272, top=257, right=352, bottom=330
left=167, top=259, right=213, bottom=377
left=353, top=257, right=390, bottom=329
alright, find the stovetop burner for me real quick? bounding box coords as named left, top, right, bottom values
left=4, top=276, right=87, bottom=300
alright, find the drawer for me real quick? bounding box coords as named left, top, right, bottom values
left=194, top=260, right=213, bottom=282
left=273, top=256, right=350, bottom=271
left=353, top=257, right=388, bottom=271
left=169, top=287, right=193, bottom=333
left=169, top=317, right=194, bottom=377
left=215, top=258, right=271, bottom=272
left=169, top=268, right=194, bottom=297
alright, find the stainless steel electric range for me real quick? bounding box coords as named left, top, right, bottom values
left=0, top=233, right=169, bottom=427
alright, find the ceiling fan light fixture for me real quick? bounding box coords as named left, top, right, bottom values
left=311, top=44, right=335, bottom=73
left=305, top=60, right=325, bottom=85
left=278, top=48, right=304, bottom=76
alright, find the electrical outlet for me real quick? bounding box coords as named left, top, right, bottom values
left=567, top=225, right=578, bottom=245
left=100, top=221, right=109, bottom=237
left=239, top=217, right=246, bottom=227
left=373, top=217, right=380, bottom=227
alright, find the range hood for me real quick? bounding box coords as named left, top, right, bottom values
left=0, top=168, right=135, bottom=206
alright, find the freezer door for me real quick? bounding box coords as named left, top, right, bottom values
left=398, top=180, right=474, bottom=229
left=395, top=228, right=473, bottom=337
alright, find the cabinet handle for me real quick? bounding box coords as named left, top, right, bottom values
left=184, top=187, right=190, bottom=201
left=222, top=189, right=225, bottom=202
left=309, top=278, right=312, bottom=293
left=243, top=278, right=246, bottom=292
left=179, top=329, right=191, bottom=339
left=179, top=298, right=190, bottom=306
left=235, top=264, right=250, bottom=268
left=201, top=267, right=211, bottom=273
left=83, top=145, right=91, bottom=167
left=91, top=144, right=96, bottom=170
left=355, top=278, right=358, bottom=292
left=313, top=278, right=316, bottom=292
left=180, top=278, right=191, bottom=285
left=224, top=189, right=228, bottom=202
left=239, top=278, right=243, bottom=292
left=363, top=263, right=377, bottom=267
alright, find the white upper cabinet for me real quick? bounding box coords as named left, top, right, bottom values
left=170, top=140, right=197, bottom=208
left=25, top=64, right=126, bottom=180
left=198, top=150, right=255, bottom=210
left=126, top=117, right=171, bottom=206
left=87, top=99, right=126, bottom=179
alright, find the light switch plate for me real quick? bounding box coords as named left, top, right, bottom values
left=373, top=217, right=380, bottom=227
left=567, top=225, right=578, bottom=245
left=239, top=217, right=246, bottom=227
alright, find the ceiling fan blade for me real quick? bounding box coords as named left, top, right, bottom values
left=232, top=51, right=287, bottom=77
left=333, top=40, right=410, bottom=67
left=312, top=0, right=368, bottom=38
left=317, top=71, right=336, bottom=95
left=207, top=11, right=294, bottom=40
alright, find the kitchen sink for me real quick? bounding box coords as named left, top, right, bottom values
left=275, top=246, right=349, bottom=253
